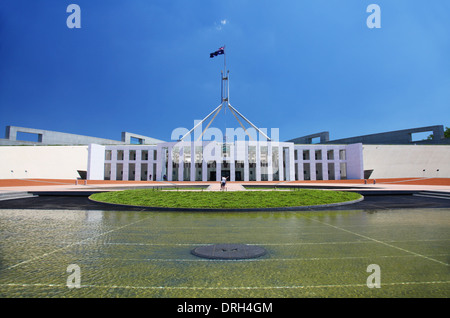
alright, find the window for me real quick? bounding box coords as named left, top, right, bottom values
left=411, top=131, right=433, bottom=142
left=16, top=131, right=42, bottom=142
left=340, top=162, right=347, bottom=179
left=130, top=137, right=143, bottom=144
left=141, top=163, right=148, bottom=181
left=104, top=163, right=111, bottom=180
left=327, top=150, right=334, bottom=160
left=315, top=150, right=322, bottom=160
left=303, top=150, right=310, bottom=160
left=116, top=163, right=123, bottom=180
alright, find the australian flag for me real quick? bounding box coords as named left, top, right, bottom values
left=210, top=47, right=225, bottom=58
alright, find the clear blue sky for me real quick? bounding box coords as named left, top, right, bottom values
left=0, top=0, right=449, bottom=142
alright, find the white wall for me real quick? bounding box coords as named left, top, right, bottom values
left=363, top=145, right=450, bottom=178
left=0, top=145, right=88, bottom=179
left=346, top=143, right=364, bottom=179
left=87, top=144, right=105, bottom=180
left=2, top=143, right=448, bottom=181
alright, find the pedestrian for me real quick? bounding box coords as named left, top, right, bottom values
left=221, top=176, right=228, bottom=190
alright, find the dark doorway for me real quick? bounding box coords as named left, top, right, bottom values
left=221, top=170, right=230, bottom=179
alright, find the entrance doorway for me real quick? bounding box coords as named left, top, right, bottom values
left=221, top=169, right=230, bottom=179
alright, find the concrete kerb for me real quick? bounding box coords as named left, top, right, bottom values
left=87, top=193, right=364, bottom=212
left=3, top=179, right=450, bottom=211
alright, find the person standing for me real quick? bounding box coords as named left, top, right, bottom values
left=221, top=176, right=228, bottom=190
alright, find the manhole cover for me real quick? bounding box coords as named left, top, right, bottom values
left=191, top=244, right=266, bottom=260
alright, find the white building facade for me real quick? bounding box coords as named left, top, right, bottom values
left=88, top=141, right=364, bottom=182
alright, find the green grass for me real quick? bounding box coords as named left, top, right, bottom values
left=89, top=189, right=362, bottom=209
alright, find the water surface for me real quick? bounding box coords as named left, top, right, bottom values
left=0, top=208, right=449, bottom=297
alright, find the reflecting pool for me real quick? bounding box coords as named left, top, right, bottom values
left=0, top=208, right=449, bottom=297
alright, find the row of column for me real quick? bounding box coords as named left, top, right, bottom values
left=157, top=142, right=295, bottom=182
left=102, top=144, right=350, bottom=182
left=293, top=147, right=347, bottom=181
left=105, top=147, right=157, bottom=181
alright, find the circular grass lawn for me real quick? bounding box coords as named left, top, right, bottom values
left=89, top=188, right=363, bottom=210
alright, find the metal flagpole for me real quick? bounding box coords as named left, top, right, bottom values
left=228, top=106, right=255, bottom=141
left=223, top=45, right=227, bottom=143
left=223, top=45, right=226, bottom=76
left=179, top=104, right=223, bottom=141
left=181, top=46, right=271, bottom=142
left=228, top=104, right=272, bottom=141
left=197, top=106, right=222, bottom=141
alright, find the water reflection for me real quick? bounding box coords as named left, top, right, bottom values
left=0, top=208, right=449, bottom=298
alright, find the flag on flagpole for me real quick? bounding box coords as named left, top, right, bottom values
left=210, top=47, right=225, bottom=58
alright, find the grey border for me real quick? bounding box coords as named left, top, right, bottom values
left=88, top=194, right=364, bottom=212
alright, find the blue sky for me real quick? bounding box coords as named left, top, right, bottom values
left=0, top=0, right=449, bottom=142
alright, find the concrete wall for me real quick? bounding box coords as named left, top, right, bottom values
left=289, top=125, right=450, bottom=145
left=326, top=125, right=448, bottom=145
left=121, top=132, right=164, bottom=145
left=363, top=145, right=450, bottom=178
left=287, top=132, right=330, bottom=144
left=0, top=146, right=88, bottom=179
left=1, top=126, right=165, bottom=146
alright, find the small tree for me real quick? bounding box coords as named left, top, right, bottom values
left=445, top=126, right=450, bottom=139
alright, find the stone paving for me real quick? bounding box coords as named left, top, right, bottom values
left=206, top=182, right=247, bottom=191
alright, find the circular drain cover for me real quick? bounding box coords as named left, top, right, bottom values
left=191, top=244, right=266, bottom=260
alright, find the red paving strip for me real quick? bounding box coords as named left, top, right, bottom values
left=0, top=179, right=73, bottom=187
left=0, top=179, right=165, bottom=187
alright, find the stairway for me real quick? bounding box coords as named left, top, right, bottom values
left=413, top=191, right=450, bottom=200
left=0, top=191, right=38, bottom=201
left=206, top=183, right=247, bottom=191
